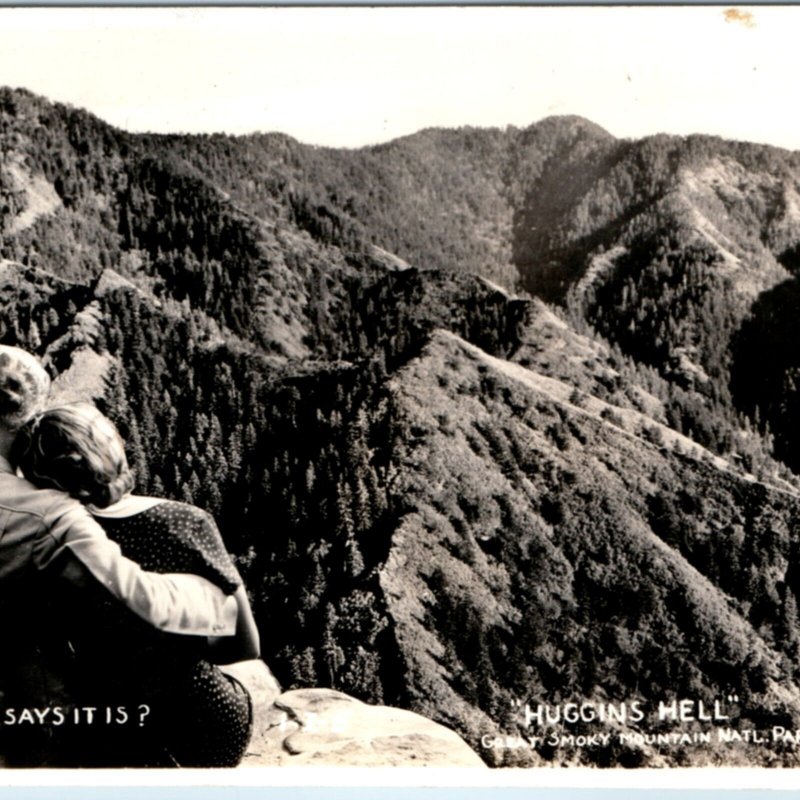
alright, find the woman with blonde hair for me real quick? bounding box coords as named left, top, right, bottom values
left=12, top=401, right=260, bottom=767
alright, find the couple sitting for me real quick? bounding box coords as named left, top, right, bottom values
left=0, top=345, right=260, bottom=767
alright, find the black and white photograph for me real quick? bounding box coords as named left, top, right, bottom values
left=2, top=5, right=800, bottom=774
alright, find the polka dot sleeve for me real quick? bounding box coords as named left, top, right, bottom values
left=100, top=502, right=242, bottom=595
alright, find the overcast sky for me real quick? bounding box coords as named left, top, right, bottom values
left=0, top=6, right=796, bottom=150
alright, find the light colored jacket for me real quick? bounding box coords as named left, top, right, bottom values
left=0, top=455, right=236, bottom=636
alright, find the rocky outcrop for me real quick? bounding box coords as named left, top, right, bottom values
left=222, top=660, right=484, bottom=768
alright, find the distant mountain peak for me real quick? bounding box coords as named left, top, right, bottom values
left=523, top=114, right=616, bottom=140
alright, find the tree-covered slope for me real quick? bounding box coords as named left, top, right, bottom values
left=379, top=330, right=800, bottom=766
left=134, top=106, right=800, bottom=473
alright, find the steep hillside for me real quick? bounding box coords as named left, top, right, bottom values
left=141, top=125, right=519, bottom=288
left=0, top=87, right=395, bottom=361
left=380, top=330, right=800, bottom=766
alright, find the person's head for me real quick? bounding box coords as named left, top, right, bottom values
left=0, top=345, right=50, bottom=432
left=12, top=402, right=135, bottom=508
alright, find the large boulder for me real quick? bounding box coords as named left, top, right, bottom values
left=222, top=661, right=484, bottom=768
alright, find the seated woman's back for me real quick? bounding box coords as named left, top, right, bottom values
left=11, top=404, right=259, bottom=768
left=65, top=499, right=252, bottom=767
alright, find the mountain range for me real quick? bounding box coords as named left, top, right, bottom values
left=3, top=86, right=800, bottom=766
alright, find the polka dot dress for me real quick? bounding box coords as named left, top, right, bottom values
left=165, top=661, right=252, bottom=768
left=100, top=502, right=241, bottom=595
left=83, top=502, right=253, bottom=767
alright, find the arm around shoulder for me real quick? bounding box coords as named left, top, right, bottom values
left=36, top=494, right=237, bottom=637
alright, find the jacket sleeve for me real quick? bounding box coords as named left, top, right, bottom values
left=34, top=496, right=237, bottom=637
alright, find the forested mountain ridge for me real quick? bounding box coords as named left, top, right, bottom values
left=4, top=87, right=800, bottom=765
left=383, top=330, right=800, bottom=766
left=139, top=104, right=800, bottom=470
